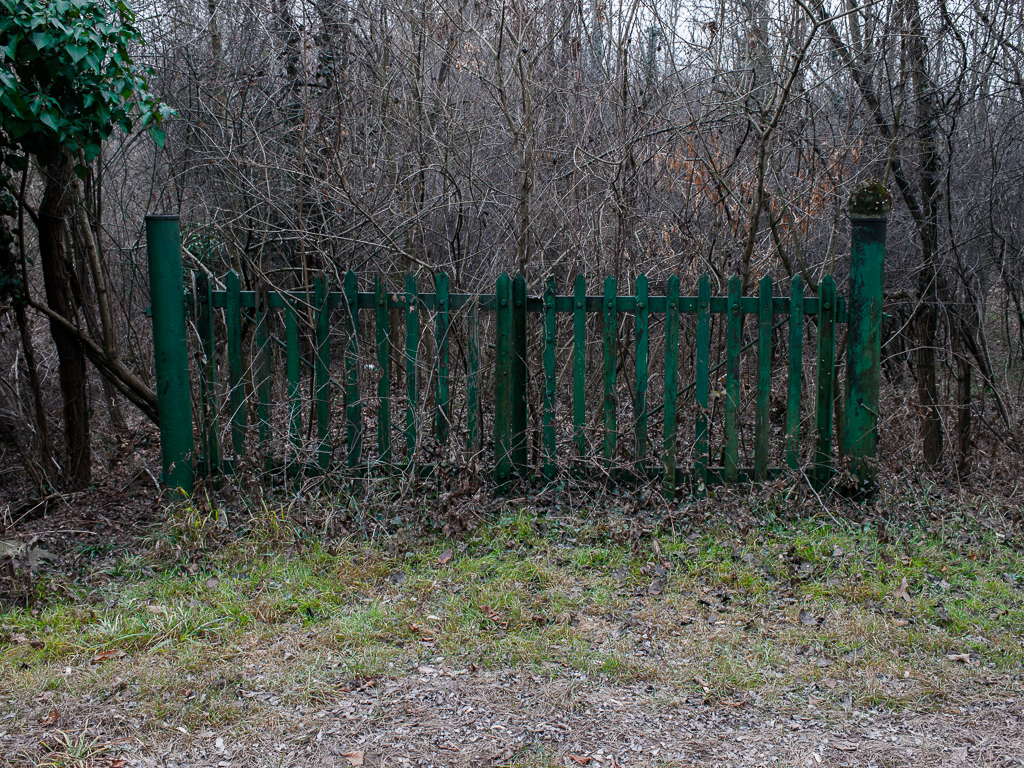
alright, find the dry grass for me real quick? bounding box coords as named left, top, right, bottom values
left=1, top=483, right=1023, bottom=766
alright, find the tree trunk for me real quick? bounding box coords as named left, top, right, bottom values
left=907, top=0, right=944, bottom=467
left=38, top=155, right=91, bottom=486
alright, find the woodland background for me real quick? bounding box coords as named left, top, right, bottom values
left=1, top=0, right=1023, bottom=497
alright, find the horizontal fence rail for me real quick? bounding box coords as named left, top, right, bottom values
left=145, top=187, right=888, bottom=497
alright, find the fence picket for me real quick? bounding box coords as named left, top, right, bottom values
left=663, top=275, right=679, bottom=494
left=286, top=296, right=301, bottom=472
left=345, top=271, right=360, bottom=469
left=543, top=276, right=557, bottom=480
left=724, top=275, right=742, bottom=483
left=786, top=276, right=804, bottom=470
left=374, top=274, right=391, bottom=468
left=494, top=273, right=512, bottom=491
left=405, top=273, right=419, bottom=461
left=196, top=272, right=221, bottom=478
left=512, top=274, right=528, bottom=477
left=815, top=276, right=837, bottom=487
left=694, top=274, right=710, bottom=493
left=436, top=272, right=450, bottom=447
left=603, top=276, right=617, bottom=471
left=226, top=270, right=245, bottom=463
left=635, top=274, right=649, bottom=471
left=467, top=297, right=481, bottom=458
left=255, top=284, right=272, bottom=473
left=315, top=275, right=331, bottom=472
left=573, top=275, right=586, bottom=464
left=755, top=275, right=773, bottom=481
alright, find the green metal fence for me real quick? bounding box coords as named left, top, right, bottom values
left=145, top=188, right=888, bottom=497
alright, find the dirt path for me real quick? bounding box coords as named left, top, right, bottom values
left=4, top=668, right=1021, bottom=767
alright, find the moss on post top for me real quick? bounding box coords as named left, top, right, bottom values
left=849, top=179, right=892, bottom=219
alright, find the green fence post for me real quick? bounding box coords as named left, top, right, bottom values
left=785, top=276, right=804, bottom=470
left=495, top=273, right=512, bottom=491
left=542, top=276, right=557, bottom=480
left=602, top=276, right=617, bottom=472
left=814, top=276, right=837, bottom=488
left=573, top=275, right=586, bottom=467
left=844, top=181, right=890, bottom=491
left=436, top=272, right=450, bottom=447
left=663, top=275, right=679, bottom=495
left=754, top=275, right=773, bottom=481
left=511, top=274, right=528, bottom=478
left=375, top=274, right=391, bottom=468
left=145, top=215, right=194, bottom=494
left=724, top=275, right=742, bottom=483
left=635, top=274, right=649, bottom=474
left=694, top=274, right=710, bottom=493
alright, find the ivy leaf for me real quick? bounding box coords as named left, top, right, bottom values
left=66, top=42, right=89, bottom=63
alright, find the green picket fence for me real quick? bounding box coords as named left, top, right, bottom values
left=145, top=194, right=888, bottom=496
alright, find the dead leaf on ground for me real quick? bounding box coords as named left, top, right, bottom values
left=479, top=605, right=508, bottom=629
left=893, top=576, right=912, bottom=603
left=39, top=709, right=59, bottom=726
left=91, top=648, right=126, bottom=663
left=831, top=740, right=859, bottom=752
left=934, top=604, right=951, bottom=622
left=341, top=751, right=364, bottom=766
left=947, top=653, right=972, bottom=665
left=101, top=760, right=126, bottom=768
left=798, top=608, right=817, bottom=626
left=205, top=576, right=220, bottom=589
left=11, top=633, right=44, bottom=649
left=648, top=578, right=664, bottom=596
left=568, top=756, right=591, bottom=766
left=437, top=548, right=453, bottom=565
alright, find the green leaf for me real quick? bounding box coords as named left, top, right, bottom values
left=148, top=125, right=165, bottom=149
left=66, top=43, right=89, bottom=63
left=38, top=110, right=59, bottom=132
left=29, top=30, right=51, bottom=49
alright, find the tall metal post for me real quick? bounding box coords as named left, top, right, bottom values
left=145, top=215, right=195, bottom=494
left=843, top=180, right=891, bottom=490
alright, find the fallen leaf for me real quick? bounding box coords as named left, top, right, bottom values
left=832, top=740, right=859, bottom=752
left=103, top=760, right=126, bottom=768
left=893, top=618, right=910, bottom=627
left=648, top=578, right=664, bottom=596
left=799, top=609, right=817, bottom=626
left=91, top=649, right=126, bottom=663
left=893, top=576, right=912, bottom=603
left=11, top=634, right=44, bottom=649
left=437, top=548, right=453, bottom=565
left=146, top=605, right=166, bottom=614
left=206, top=576, right=220, bottom=589
left=946, top=653, right=972, bottom=665
left=39, top=709, right=59, bottom=726
left=934, top=604, right=951, bottom=622
left=568, top=756, right=591, bottom=766
left=341, top=751, right=364, bottom=766
left=479, top=605, right=508, bottom=629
